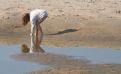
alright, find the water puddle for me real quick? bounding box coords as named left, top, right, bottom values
left=0, top=44, right=121, bottom=74
left=43, top=46, right=121, bottom=64
left=0, top=45, right=48, bottom=74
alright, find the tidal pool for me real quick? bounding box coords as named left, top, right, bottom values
left=0, top=44, right=121, bottom=74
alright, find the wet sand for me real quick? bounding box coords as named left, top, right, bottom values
left=0, top=0, right=121, bottom=74
left=28, top=64, right=121, bottom=74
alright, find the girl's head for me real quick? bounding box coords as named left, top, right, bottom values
left=22, top=13, right=30, bottom=26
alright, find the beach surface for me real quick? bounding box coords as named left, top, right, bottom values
left=0, top=0, right=121, bottom=74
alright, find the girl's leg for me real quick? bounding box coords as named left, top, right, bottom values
left=36, top=24, right=39, bottom=48
left=35, top=25, right=45, bottom=52
left=38, top=25, right=43, bottom=44
left=30, top=25, right=36, bottom=53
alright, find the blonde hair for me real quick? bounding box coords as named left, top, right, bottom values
left=22, top=13, right=30, bottom=26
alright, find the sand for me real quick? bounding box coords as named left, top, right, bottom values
left=28, top=64, right=121, bottom=74
left=0, top=0, right=121, bottom=74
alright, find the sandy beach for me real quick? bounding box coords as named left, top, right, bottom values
left=0, top=0, right=121, bottom=74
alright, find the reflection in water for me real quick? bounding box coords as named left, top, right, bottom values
left=11, top=52, right=89, bottom=68
left=21, top=44, right=45, bottom=53
left=21, top=44, right=30, bottom=53
left=0, top=33, right=48, bottom=53
left=0, top=33, right=45, bottom=53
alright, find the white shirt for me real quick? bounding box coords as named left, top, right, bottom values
left=30, top=9, right=48, bottom=25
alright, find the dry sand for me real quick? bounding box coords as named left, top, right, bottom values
left=0, top=0, right=121, bottom=74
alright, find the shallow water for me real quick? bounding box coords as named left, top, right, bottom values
left=43, top=46, right=121, bottom=64
left=0, top=45, right=48, bottom=74
left=0, top=45, right=121, bottom=74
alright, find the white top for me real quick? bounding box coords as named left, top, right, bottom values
left=30, top=9, right=48, bottom=25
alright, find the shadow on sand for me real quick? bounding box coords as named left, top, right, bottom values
left=48, top=29, right=78, bottom=35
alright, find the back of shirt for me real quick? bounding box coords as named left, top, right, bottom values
left=30, top=9, right=47, bottom=25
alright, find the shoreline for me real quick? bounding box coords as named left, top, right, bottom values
left=0, top=33, right=121, bottom=49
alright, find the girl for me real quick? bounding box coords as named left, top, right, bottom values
left=22, top=9, right=48, bottom=53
